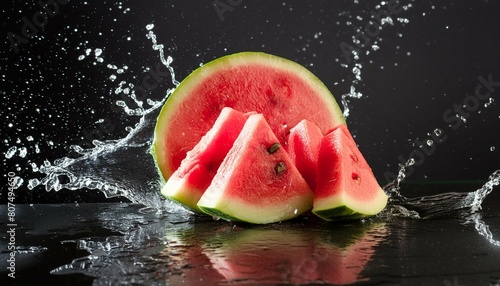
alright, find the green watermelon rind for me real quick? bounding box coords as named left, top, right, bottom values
left=312, top=186, right=389, bottom=221
left=152, top=51, right=346, bottom=182
left=197, top=206, right=245, bottom=223
left=312, top=206, right=369, bottom=221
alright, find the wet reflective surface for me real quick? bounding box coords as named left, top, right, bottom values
left=1, top=185, right=499, bottom=285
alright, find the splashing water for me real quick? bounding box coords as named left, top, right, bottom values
left=339, top=2, right=414, bottom=118
left=383, top=168, right=500, bottom=219
left=24, top=24, right=180, bottom=209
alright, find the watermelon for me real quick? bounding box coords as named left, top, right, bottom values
left=161, top=107, right=248, bottom=212
left=312, top=125, right=388, bottom=220
left=197, top=114, right=314, bottom=224
left=152, top=52, right=345, bottom=182
left=286, top=119, right=323, bottom=190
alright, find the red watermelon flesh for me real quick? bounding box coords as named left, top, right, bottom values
left=286, top=119, right=324, bottom=190
left=313, top=125, right=388, bottom=220
left=161, top=107, right=248, bottom=212
left=197, top=113, right=314, bottom=224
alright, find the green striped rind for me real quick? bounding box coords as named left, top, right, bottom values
left=312, top=186, right=389, bottom=221
left=197, top=206, right=245, bottom=223
left=150, top=143, right=167, bottom=186
left=313, top=206, right=368, bottom=221
left=197, top=189, right=314, bottom=224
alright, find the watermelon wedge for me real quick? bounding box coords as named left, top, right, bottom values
left=286, top=119, right=323, bottom=190
left=152, top=52, right=345, bottom=181
left=312, top=125, right=388, bottom=220
left=197, top=114, right=314, bottom=224
left=161, top=107, right=248, bottom=212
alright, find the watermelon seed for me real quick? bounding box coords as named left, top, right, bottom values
left=267, top=143, right=280, bottom=154
left=352, top=172, right=361, bottom=184
left=350, top=154, right=358, bottom=162
left=275, top=162, right=286, bottom=174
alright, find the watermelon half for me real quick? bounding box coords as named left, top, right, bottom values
left=152, top=52, right=345, bottom=181
left=312, top=125, right=388, bottom=220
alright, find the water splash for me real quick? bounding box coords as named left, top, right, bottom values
left=383, top=169, right=500, bottom=219
left=339, top=2, right=414, bottom=118
left=25, top=24, right=180, bottom=209
left=465, top=212, right=500, bottom=247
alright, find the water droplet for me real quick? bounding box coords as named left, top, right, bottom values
left=5, top=146, right=17, bottom=159
left=434, top=128, right=443, bottom=137
left=484, top=97, right=495, bottom=107
left=18, top=147, right=27, bottom=158
left=491, top=146, right=496, bottom=152
left=381, top=16, right=394, bottom=25
left=10, top=176, right=24, bottom=189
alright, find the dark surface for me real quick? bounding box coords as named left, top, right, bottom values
left=1, top=185, right=500, bottom=285
left=1, top=1, right=500, bottom=204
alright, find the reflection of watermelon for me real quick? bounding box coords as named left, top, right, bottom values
left=306, top=222, right=388, bottom=284
left=203, top=229, right=314, bottom=283
left=197, top=114, right=314, bottom=224
left=201, top=222, right=387, bottom=284
left=152, top=52, right=345, bottom=181
left=313, top=125, right=388, bottom=220
left=161, top=107, right=248, bottom=212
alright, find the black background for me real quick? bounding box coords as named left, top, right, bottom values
left=1, top=0, right=500, bottom=203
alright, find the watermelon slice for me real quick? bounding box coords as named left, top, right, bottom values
left=152, top=52, right=345, bottom=181
left=161, top=107, right=248, bottom=212
left=312, top=125, right=388, bottom=220
left=286, top=119, right=324, bottom=190
left=197, top=114, right=314, bottom=224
